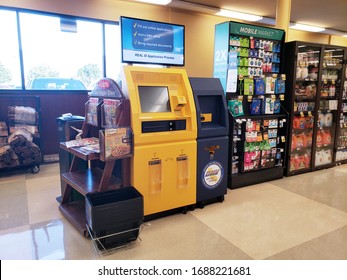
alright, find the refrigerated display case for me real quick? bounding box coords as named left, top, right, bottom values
left=284, top=41, right=346, bottom=175
left=335, top=50, right=347, bottom=163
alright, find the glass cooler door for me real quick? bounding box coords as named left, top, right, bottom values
left=314, top=46, right=344, bottom=167
left=335, top=48, right=347, bottom=163
left=289, top=44, right=320, bottom=173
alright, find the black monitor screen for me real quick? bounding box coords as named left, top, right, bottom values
left=120, top=16, right=185, bottom=66
left=138, top=86, right=171, bottom=113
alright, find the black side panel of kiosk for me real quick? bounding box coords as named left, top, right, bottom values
left=190, top=77, right=229, bottom=206
left=189, top=77, right=229, bottom=138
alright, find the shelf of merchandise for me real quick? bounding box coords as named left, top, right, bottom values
left=213, top=21, right=288, bottom=188
left=283, top=42, right=347, bottom=175
left=58, top=80, right=132, bottom=236
left=229, top=113, right=287, bottom=189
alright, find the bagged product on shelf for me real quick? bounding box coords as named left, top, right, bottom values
left=322, top=129, right=332, bottom=146
left=316, top=130, right=323, bottom=147
left=228, top=99, right=244, bottom=117
left=8, top=106, right=37, bottom=125
left=8, top=128, right=42, bottom=166
left=0, top=144, right=19, bottom=169
left=254, top=78, right=265, bottom=95
left=243, top=78, right=254, bottom=95
left=0, top=121, right=8, bottom=137
left=8, top=106, right=38, bottom=135
left=274, top=99, right=281, bottom=114
left=265, top=77, right=275, bottom=94
left=275, top=76, right=286, bottom=94
left=262, top=97, right=275, bottom=114
left=324, top=112, right=333, bottom=127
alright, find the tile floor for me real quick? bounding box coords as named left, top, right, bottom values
left=0, top=163, right=346, bottom=260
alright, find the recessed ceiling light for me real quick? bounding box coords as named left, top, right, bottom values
left=290, top=23, right=325, bottom=32
left=136, top=0, right=172, bottom=5
left=216, top=9, right=263, bottom=22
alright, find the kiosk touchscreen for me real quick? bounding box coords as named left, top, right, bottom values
left=122, top=66, right=197, bottom=216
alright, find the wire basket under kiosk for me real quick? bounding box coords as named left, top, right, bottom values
left=85, top=187, right=143, bottom=252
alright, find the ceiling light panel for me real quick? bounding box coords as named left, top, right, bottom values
left=216, top=9, right=263, bottom=22
left=290, top=23, right=325, bottom=32
left=136, top=0, right=172, bottom=5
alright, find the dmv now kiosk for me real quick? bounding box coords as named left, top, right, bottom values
left=190, top=78, right=229, bottom=207
left=122, top=66, right=198, bottom=216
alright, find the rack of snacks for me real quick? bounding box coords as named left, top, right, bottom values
left=214, top=21, right=288, bottom=188
left=59, top=78, right=133, bottom=236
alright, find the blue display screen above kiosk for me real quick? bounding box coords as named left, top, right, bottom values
left=120, top=16, right=185, bottom=66
left=138, top=86, right=171, bottom=113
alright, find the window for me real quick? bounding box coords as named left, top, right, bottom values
left=0, top=7, right=121, bottom=91
left=105, top=24, right=122, bottom=83
left=0, top=9, right=22, bottom=89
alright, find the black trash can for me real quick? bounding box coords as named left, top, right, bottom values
left=56, top=116, right=85, bottom=202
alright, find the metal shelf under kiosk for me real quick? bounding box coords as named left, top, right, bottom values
left=86, top=223, right=143, bottom=254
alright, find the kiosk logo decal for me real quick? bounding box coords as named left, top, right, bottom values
left=202, top=161, right=224, bottom=189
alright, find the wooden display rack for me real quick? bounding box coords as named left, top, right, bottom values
left=58, top=79, right=132, bottom=236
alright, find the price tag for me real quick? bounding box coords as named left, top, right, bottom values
left=323, top=79, right=328, bottom=84
left=300, top=111, right=305, bottom=117
left=248, top=96, right=253, bottom=102
left=281, top=136, right=286, bottom=142
left=281, top=74, right=286, bottom=80
left=280, top=94, right=285, bottom=101
left=332, top=79, right=335, bottom=85
left=238, top=95, right=243, bottom=101
left=308, top=111, right=312, bottom=116
left=271, top=95, right=276, bottom=100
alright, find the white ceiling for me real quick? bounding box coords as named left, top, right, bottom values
left=169, top=0, right=347, bottom=35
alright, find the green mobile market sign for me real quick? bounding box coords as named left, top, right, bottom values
left=230, top=22, right=284, bottom=41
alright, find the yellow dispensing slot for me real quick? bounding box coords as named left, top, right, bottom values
left=122, top=66, right=197, bottom=216
left=201, top=113, right=212, bottom=122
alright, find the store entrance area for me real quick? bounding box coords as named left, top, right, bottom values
left=0, top=163, right=347, bottom=260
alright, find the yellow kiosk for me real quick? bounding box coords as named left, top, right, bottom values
left=122, top=66, right=197, bottom=216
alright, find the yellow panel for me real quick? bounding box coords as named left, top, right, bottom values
left=122, top=65, right=198, bottom=216
left=131, top=141, right=197, bottom=216
left=201, top=113, right=212, bottom=122
left=122, top=65, right=197, bottom=146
